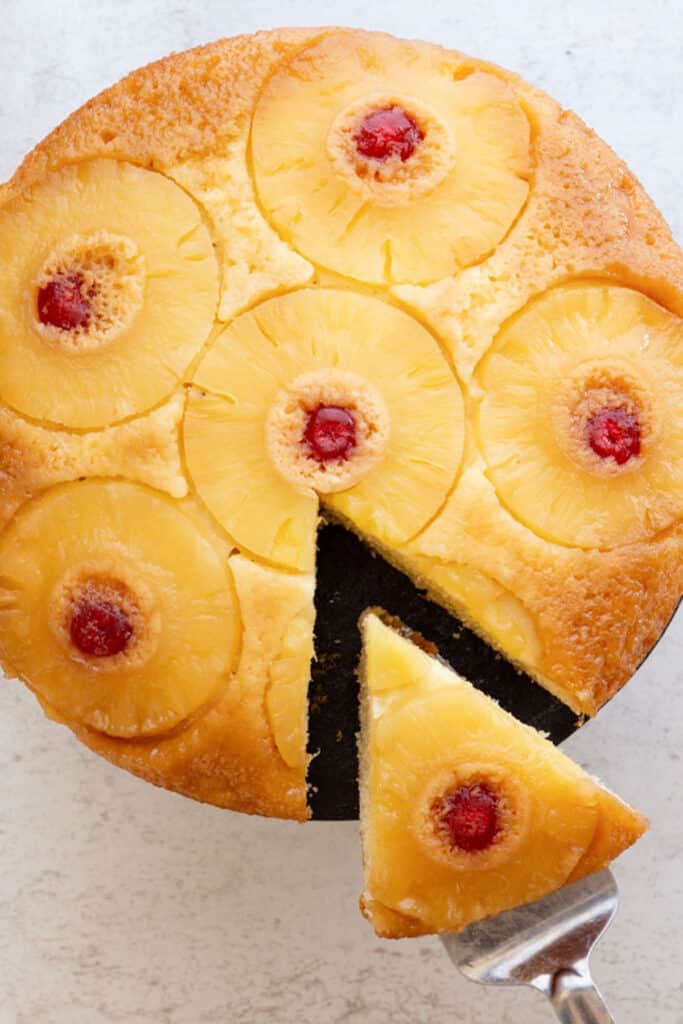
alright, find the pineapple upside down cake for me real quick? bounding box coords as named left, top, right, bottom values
left=0, top=27, right=680, bottom=935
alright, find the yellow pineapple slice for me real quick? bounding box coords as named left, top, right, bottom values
left=396, top=554, right=543, bottom=670
left=251, top=31, right=530, bottom=285
left=0, top=159, right=218, bottom=428
left=359, top=614, right=647, bottom=937
left=0, top=481, right=239, bottom=737
left=261, top=570, right=315, bottom=771
left=184, top=288, right=463, bottom=571
left=476, top=282, right=683, bottom=548
left=183, top=391, right=319, bottom=572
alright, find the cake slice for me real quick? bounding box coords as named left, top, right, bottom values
left=359, top=613, right=647, bottom=938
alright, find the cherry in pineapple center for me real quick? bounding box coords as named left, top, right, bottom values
left=354, top=106, right=424, bottom=163
left=587, top=407, right=641, bottom=465
left=303, top=405, right=358, bottom=463
left=37, top=274, right=92, bottom=331
left=70, top=596, right=133, bottom=658
left=435, top=782, right=501, bottom=853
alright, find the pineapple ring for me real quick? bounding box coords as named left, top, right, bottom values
left=0, top=481, right=239, bottom=738
left=327, top=92, right=455, bottom=206
left=33, top=231, right=145, bottom=353
left=251, top=32, right=531, bottom=284
left=0, top=159, right=218, bottom=428
left=369, top=686, right=598, bottom=932
left=266, top=369, right=390, bottom=493
left=184, top=289, right=464, bottom=571
left=476, top=282, right=683, bottom=549
left=413, top=760, right=531, bottom=872
left=262, top=572, right=316, bottom=771
left=404, top=555, right=544, bottom=670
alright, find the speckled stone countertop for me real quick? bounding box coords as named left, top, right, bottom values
left=1, top=2, right=682, bottom=1021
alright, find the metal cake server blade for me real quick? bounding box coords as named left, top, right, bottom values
left=440, top=868, right=618, bottom=1023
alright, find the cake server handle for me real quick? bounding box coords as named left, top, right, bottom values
left=534, top=961, right=615, bottom=1024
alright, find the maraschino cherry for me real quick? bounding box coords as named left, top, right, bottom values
left=37, top=274, right=91, bottom=331
left=354, top=106, right=424, bottom=162
left=70, top=598, right=133, bottom=658
left=303, top=405, right=357, bottom=462
left=437, top=782, right=500, bottom=853
left=587, top=407, right=641, bottom=466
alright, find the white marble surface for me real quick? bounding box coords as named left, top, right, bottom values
left=1, top=1, right=682, bottom=1021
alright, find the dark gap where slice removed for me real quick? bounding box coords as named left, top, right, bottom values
left=308, top=522, right=577, bottom=821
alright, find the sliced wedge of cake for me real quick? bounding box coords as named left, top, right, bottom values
left=359, top=613, right=647, bottom=938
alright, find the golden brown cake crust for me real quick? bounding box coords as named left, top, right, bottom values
left=1, top=27, right=682, bottom=816
left=2, top=30, right=324, bottom=192
left=41, top=692, right=309, bottom=821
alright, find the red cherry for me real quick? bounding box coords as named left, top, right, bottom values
left=303, top=405, right=357, bottom=462
left=70, top=598, right=133, bottom=658
left=354, top=106, right=424, bottom=162
left=37, top=274, right=91, bottom=331
left=587, top=407, right=641, bottom=465
left=438, top=783, right=500, bottom=853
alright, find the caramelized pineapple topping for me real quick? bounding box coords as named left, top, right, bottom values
left=476, top=283, right=683, bottom=548
left=0, top=481, right=239, bottom=738
left=184, top=288, right=463, bottom=571
left=251, top=32, right=531, bottom=283
left=0, top=158, right=218, bottom=427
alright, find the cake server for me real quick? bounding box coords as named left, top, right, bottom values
left=440, top=867, right=618, bottom=1023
